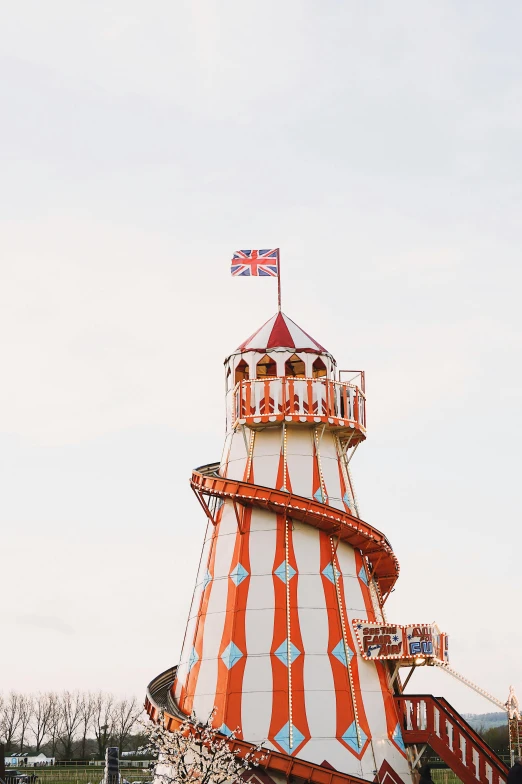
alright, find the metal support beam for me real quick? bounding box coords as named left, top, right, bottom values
left=411, top=744, right=427, bottom=769
left=192, top=489, right=217, bottom=525
left=346, top=442, right=360, bottom=465
left=389, top=662, right=402, bottom=687
left=240, top=424, right=249, bottom=453
left=340, top=429, right=356, bottom=456
left=232, top=498, right=246, bottom=534
left=331, top=535, right=341, bottom=555
left=402, top=666, right=417, bottom=691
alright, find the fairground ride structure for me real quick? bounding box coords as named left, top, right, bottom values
left=145, top=310, right=518, bottom=784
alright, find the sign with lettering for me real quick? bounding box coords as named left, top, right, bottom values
left=352, top=620, right=449, bottom=662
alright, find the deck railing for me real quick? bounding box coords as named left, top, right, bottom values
left=233, top=377, right=366, bottom=429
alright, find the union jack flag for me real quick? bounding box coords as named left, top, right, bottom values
left=231, top=249, right=279, bottom=277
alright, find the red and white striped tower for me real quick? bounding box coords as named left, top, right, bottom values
left=168, top=311, right=412, bottom=783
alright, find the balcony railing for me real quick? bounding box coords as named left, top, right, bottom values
left=232, top=377, right=366, bottom=434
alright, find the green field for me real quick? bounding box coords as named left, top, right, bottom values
left=10, top=769, right=151, bottom=784
left=431, top=770, right=462, bottom=784
left=9, top=766, right=463, bottom=784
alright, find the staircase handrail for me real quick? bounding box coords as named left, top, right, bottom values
left=396, top=694, right=509, bottom=780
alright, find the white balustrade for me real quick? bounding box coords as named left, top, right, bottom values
left=234, top=377, right=366, bottom=428
left=473, top=748, right=480, bottom=779
left=446, top=719, right=454, bottom=751
left=460, top=735, right=466, bottom=764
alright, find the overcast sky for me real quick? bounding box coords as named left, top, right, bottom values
left=2, top=1, right=522, bottom=716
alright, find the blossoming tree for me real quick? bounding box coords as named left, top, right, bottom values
left=144, top=710, right=266, bottom=784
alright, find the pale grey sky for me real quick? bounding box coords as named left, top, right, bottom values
left=1, top=1, right=522, bottom=714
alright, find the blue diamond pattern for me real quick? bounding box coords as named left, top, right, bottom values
left=343, top=491, right=352, bottom=509
left=393, top=723, right=406, bottom=752
left=342, top=721, right=367, bottom=752
left=314, top=487, right=327, bottom=503
left=322, top=563, right=341, bottom=584
left=358, top=565, right=369, bottom=586
left=188, top=647, right=199, bottom=672
left=274, top=561, right=296, bottom=583
left=202, top=569, right=212, bottom=590
left=332, top=639, right=354, bottom=666
left=229, top=563, right=249, bottom=586
left=274, top=641, right=301, bottom=666
left=274, top=722, right=305, bottom=754
left=221, top=642, right=243, bottom=669
left=219, top=723, right=233, bottom=737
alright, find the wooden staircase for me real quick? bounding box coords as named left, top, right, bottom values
left=395, top=695, right=509, bottom=784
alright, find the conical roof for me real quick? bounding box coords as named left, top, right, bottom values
left=236, top=312, right=328, bottom=354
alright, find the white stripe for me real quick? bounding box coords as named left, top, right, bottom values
left=250, top=428, right=281, bottom=488
left=284, top=314, right=322, bottom=350
left=192, top=506, right=237, bottom=720
left=244, top=314, right=277, bottom=349
left=293, top=523, right=337, bottom=744
left=285, top=429, right=313, bottom=498
left=336, top=544, right=365, bottom=605
left=317, top=433, right=344, bottom=510
left=242, top=508, right=277, bottom=743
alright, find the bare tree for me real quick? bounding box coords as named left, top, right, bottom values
left=144, top=710, right=266, bottom=784
left=18, top=695, right=33, bottom=753
left=92, top=693, right=115, bottom=758
left=0, top=691, right=144, bottom=759
left=59, top=691, right=83, bottom=759
left=0, top=693, right=22, bottom=753
left=114, top=698, right=141, bottom=756
left=79, top=693, right=95, bottom=760
left=47, top=693, right=63, bottom=758
left=0, top=695, right=4, bottom=750
left=31, top=693, right=54, bottom=754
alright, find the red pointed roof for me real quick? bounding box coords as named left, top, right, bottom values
left=237, top=312, right=328, bottom=354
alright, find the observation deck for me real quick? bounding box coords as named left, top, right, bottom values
left=232, top=375, right=366, bottom=440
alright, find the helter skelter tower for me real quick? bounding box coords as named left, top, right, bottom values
left=146, top=266, right=513, bottom=784
left=166, top=308, right=411, bottom=781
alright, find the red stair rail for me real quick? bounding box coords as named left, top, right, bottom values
left=395, top=695, right=508, bottom=784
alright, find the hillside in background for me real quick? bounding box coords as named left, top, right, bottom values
left=463, top=712, right=508, bottom=730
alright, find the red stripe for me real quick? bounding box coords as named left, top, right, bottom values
left=268, top=513, right=310, bottom=755
left=375, top=662, right=406, bottom=757
left=286, top=515, right=310, bottom=753
left=268, top=513, right=289, bottom=746
left=267, top=313, right=295, bottom=349
left=214, top=507, right=252, bottom=733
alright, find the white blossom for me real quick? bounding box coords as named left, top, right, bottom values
left=144, top=708, right=267, bottom=784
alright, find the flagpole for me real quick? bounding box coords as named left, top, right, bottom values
left=277, top=248, right=282, bottom=312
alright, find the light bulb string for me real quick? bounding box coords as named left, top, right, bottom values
left=285, top=513, right=294, bottom=749
left=330, top=537, right=361, bottom=749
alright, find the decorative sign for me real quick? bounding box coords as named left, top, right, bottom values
left=352, top=620, right=449, bottom=663
left=356, top=623, right=403, bottom=659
